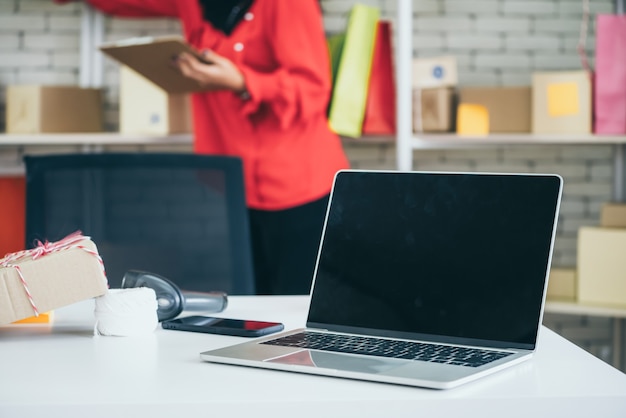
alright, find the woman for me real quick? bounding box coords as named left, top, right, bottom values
left=56, top=0, right=350, bottom=295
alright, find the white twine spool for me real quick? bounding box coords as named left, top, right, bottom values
left=94, top=288, right=159, bottom=337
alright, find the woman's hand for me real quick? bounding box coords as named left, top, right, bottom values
left=173, top=49, right=247, bottom=95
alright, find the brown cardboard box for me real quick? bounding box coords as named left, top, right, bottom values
left=546, top=268, right=576, bottom=301
left=6, top=85, right=103, bottom=134
left=0, top=236, right=108, bottom=325
left=577, top=227, right=626, bottom=307
left=459, top=87, right=531, bottom=133
left=532, top=71, right=592, bottom=134
left=119, top=66, right=192, bottom=135
left=600, top=203, right=626, bottom=228
left=412, top=87, right=455, bottom=132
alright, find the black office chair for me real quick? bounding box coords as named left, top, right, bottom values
left=24, top=152, right=255, bottom=294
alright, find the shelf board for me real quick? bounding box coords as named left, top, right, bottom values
left=411, top=133, right=626, bottom=150
left=545, top=300, right=626, bottom=318
left=341, top=135, right=395, bottom=145
left=0, top=133, right=193, bottom=146
left=3, top=133, right=625, bottom=148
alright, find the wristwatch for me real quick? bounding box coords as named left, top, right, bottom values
left=239, top=90, right=251, bottom=101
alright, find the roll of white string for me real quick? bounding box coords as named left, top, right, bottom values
left=94, top=288, right=159, bottom=337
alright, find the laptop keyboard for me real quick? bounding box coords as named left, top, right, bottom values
left=261, top=331, right=513, bottom=368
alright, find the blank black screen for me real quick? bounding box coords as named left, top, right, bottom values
left=308, top=171, right=561, bottom=349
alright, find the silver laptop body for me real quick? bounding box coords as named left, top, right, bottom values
left=200, top=170, right=563, bottom=389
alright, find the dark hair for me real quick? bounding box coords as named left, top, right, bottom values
left=197, top=0, right=254, bottom=35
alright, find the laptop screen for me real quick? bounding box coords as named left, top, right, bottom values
left=308, top=171, right=562, bottom=350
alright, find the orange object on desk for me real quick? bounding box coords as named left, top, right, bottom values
left=12, top=312, right=55, bottom=324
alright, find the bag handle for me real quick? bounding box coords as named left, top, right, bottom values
left=577, top=0, right=592, bottom=72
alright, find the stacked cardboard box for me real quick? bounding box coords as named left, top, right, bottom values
left=532, top=70, right=592, bottom=134
left=6, top=85, right=103, bottom=134
left=412, top=56, right=457, bottom=133
left=457, top=87, right=531, bottom=135
left=546, top=268, right=577, bottom=301
left=577, top=203, right=626, bottom=307
left=119, top=66, right=192, bottom=135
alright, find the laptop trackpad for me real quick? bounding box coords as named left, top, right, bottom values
left=266, top=350, right=400, bottom=374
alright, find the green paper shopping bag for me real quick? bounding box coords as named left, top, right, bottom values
left=327, top=32, right=345, bottom=85
left=327, top=4, right=380, bottom=138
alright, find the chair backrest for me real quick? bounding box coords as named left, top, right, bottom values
left=24, top=153, right=255, bottom=294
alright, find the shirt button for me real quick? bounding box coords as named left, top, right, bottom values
left=244, top=12, right=254, bottom=21
left=234, top=42, right=244, bottom=52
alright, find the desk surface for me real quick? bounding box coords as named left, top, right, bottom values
left=1, top=296, right=625, bottom=418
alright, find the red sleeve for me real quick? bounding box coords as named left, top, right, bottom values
left=239, top=0, right=333, bottom=130
left=85, top=0, right=179, bottom=18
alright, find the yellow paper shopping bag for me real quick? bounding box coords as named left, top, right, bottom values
left=327, top=4, right=380, bottom=138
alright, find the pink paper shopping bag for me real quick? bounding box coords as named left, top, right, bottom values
left=594, top=14, right=626, bottom=135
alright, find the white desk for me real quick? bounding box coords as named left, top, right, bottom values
left=1, top=296, right=625, bottom=418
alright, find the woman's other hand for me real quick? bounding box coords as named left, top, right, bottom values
left=173, top=49, right=247, bottom=95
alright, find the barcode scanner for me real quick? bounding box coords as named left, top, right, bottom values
left=121, top=270, right=228, bottom=322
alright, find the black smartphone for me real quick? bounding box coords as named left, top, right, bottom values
left=161, top=315, right=284, bottom=337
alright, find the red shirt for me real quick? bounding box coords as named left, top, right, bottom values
left=86, top=0, right=349, bottom=210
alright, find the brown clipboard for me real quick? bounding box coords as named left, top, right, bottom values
left=100, top=35, right=209, bottom=94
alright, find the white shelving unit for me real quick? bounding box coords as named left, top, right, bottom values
left=392, top=0, right=626, bottom=201
left=395, top=0, right=414, bottom=172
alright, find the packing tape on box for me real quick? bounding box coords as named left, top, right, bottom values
left=94, top=288, right=159, bottom=337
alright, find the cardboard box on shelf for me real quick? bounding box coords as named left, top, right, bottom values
left=600, top=203, right=626, bottom=228
left=532, top=70, right=592, bottom=134
left=577, top=227, right=626, bottom=307
left=119, top=65, right=192, bottom=135
left=412, top=87, right=455, bottom=133
left=458, top=86, right=531, bottom=133
left=0, top=234, right=108, bottom=326
left=546, top=268, right=577, bottom=301
left=6, top=85, right=103, bottom=134
left=412, top=56, right=458, bottom=89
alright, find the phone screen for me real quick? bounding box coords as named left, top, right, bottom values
left=162, top=315, right=284, bottom=337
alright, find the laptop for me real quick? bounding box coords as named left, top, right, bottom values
left=200, top=170, right=563, bottom=389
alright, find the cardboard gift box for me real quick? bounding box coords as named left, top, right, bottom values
left=600, top=202, right=626, bottom=228
left=412, top=87, right=455, bottom=132
left=458, top=86, right=531, bottom=133
left=119, top=65, right=192, bottom=135
left=6, top=85, right=103, bottom=134
left=546, top=268, right=577, bottom=301
left=0, top=233, right=108, bottom=326
left=412, top=55, right=458, bottom=88
left=532, top=71, right=592, bottom=134
left=577, top=226, right=626, bottom=307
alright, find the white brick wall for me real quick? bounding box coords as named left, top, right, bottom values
left=0, top=0, right=623, bottom=371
